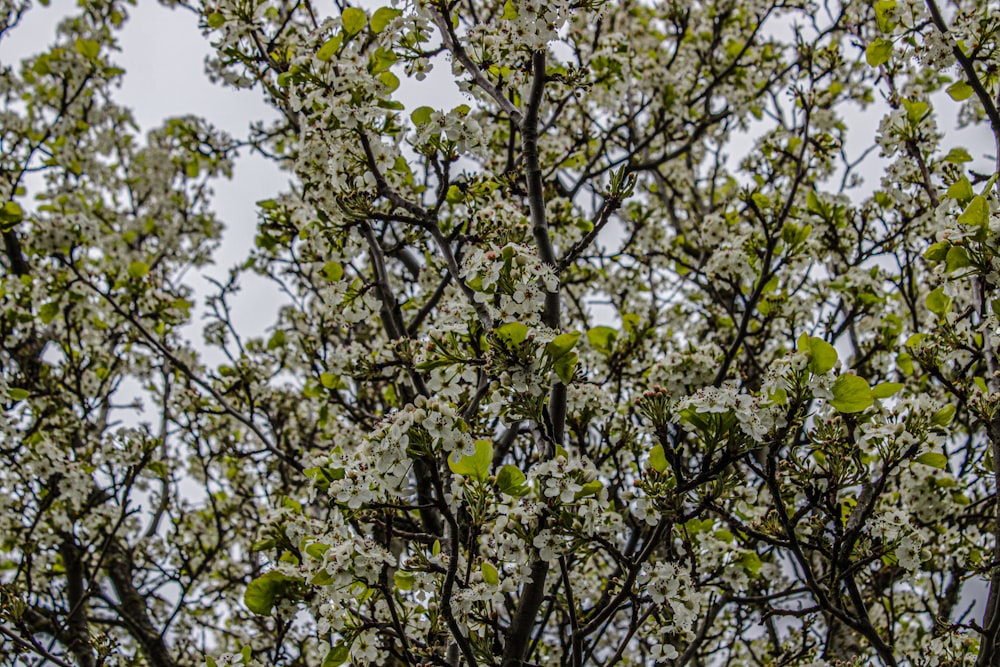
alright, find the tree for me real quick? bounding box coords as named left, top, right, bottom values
left=3, top=0, right=1000, bottom=664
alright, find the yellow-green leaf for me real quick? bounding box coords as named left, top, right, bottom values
left=497, top=465, right=528, bottom=496
left=587, top=325, right=617, bottom=355
left=411, top=106, right=434, bottom=125
left=575, top=480, right=603, bottom=499
left=865, top=38, right=892, bottom=67
left=244, top=571, right=298, bottom=616
left=495, top=321, right=529, bottom=347
left=317, top=34, right=343, bottom=61
left=39, top=301, right=59, bottom=324
left=74, top=38, right=100, bottom=60
left=797, top=333, right=838, bottom=374
left=322, top=644, right=350, bottom=667
left=545, top=331, right=581, bottom=360
left=342, top=7, right=367, bottom=36
left=958, top=195, right=989, bottom=227
left=379, top=70, right=400, bottom=92
left=945, top=246, right=971, bottom=273
left=322, top=261, right=343, bottom=281
left=128, top=261, right=149, bottom=279
left=947, top=177, right=974, bottom=205
left=481, top=562, right=499, bottom=585
left=552, top=351, right=578, bottom=385
left=371, top=7, right=402, bottom=33
left=931, top=404, right=956, bottom=426
left=947, top=80, right=973, bottom=101
left=926, top=287, right=951, bottom=317
left=874, top=0, right=896, bottom=31
left=394, top=570, right=414, bottom=590
left=829, top=375, right=873, bottom=413
left=915, top=452, right=948, bottom=469
left=649, top=445, right=668, bottom=473
left=872, top=382, right=903, bottom=399
left=448, top=439, right=493, bottom=481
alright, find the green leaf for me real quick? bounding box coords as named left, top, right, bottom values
left=874, top=0, right=896, bottom=31
left=445, top=185, right=463, bottom=203
left=322, top=261, right=344, bottom=281
left=128, top=261, right=150, bottom=279
left=394, top=570, right=414, bottom=590
left=552, top=351, right=578, bottom=385
left=39, top=301, right=59, bottom=324
left=865, top=38, right=893, bottom=67
left=931, top=404, right=956, bottom=426
left=872, top=382, right=903, bottom=398
left=947, top=177, right=974, bottom=205
left=320, top=373, right=343, bottom=390
left=739, top=551, right=763, bottom=577
left=267, top=329, right=286, bottom=350
left=8, top=388, right=29, bottom=401
left=322, top=644, right=350, bottom=667
left=497, top=465, right=529, bottom=496
left=829, top=375, right=873, bottom=413
left=244, top=571, right=298, bottom=616
left=371, top=7, right=402, bottom=33
left=370, top=47, right=397, bottom=73
left=714, top=528, right=734, bottom=542
left=411, top=106, right=434, bottom=125
left=317, top=34, right=343, bottom=61
left=926, top=287, right=952, bottom=317
left=495, top=322, right=529, bottom=347
left=379, top=71, right=400, bottom=92
left=341, top=7, right=367, bottom=36
left=575, top=480, right=603, bottom=499
left=958, top=195, right=989, bottom=227
left=649, top=445, right=668, bottom=473
left=1, top=201, right=24, bottom=228
left=207, top=12, right=225, bottom=28
left=897, top=352, right=914, bottom=376
left=502, top=0, right=518, bottom=19
left=806, top=190, right=823, bottom=215
left=945, top=246, right=971, bottom=273
left=74, top=38, right=100, bottom=60
left=944, top=147, right=972, bottom=163
left=923, top=241, right=950, bottom=262
left=947, top=80, right=973, bottom=101
left=797, top=334, right=838, bottom=374
left=545, top=331, right=581, bottom=360
left=902, top=98, right=928, bottom=124
left=915, top=452, right=948, bottom=469
left=481, top=561, right=499, bottom=585
left=448, top=439, right=493, bottom=481
left=587, top=326, right=617, bottom=355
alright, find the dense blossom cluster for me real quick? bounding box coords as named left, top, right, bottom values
left=3, top=0, right=1000, bottom=665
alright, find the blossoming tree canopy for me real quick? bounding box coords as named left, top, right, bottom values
left=4, top=0, right=1000, bottom=664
